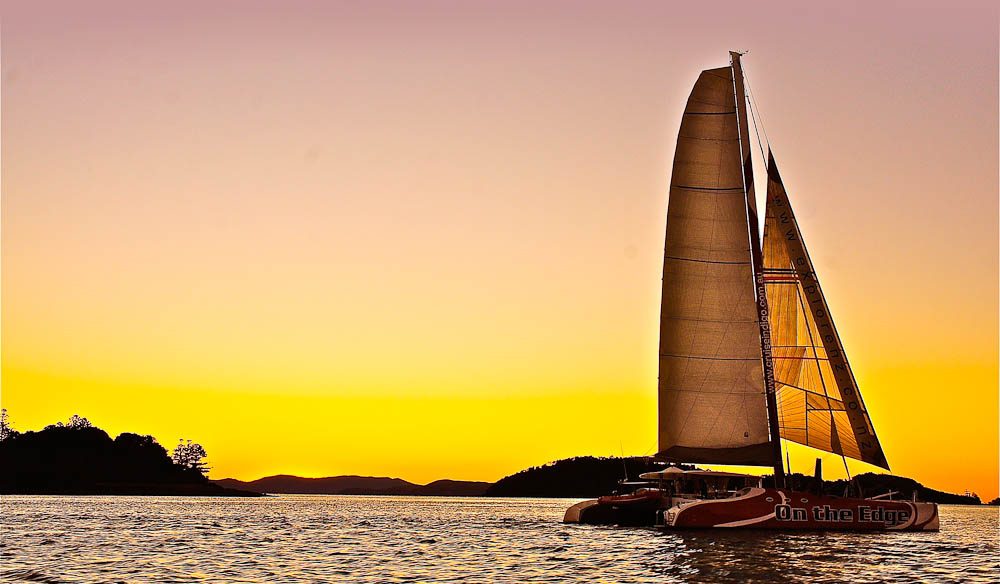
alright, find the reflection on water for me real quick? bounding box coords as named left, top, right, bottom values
left=1, top=496, right=996, bottom=582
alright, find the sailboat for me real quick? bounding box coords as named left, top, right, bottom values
left=564, top=52, right=939, bottom=531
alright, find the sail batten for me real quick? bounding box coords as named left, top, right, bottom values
left=656, top=64, right=773, bottom=467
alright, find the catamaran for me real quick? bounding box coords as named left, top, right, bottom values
left=564, top=52, right=939, bottom=531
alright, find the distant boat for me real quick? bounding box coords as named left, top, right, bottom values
left=564, top=52, right=938, bottom=531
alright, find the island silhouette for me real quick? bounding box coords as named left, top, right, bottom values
left=214, top=458, right=982, bottom=504
left=0, top=413, right=259, bottom=497
left=0, top=412, right=983, bottom=504
left=483, top=456, right=982, bottom=505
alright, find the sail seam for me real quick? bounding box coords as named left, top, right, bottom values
left=663, top=316, right=756, bottom=324
left=673, top=185, right=743, bottom=191
left=661, top=353, right=759, bottom=361
left=777, top=380, right=844, bottom=400
left=664, top=388, right=767, bottom=394
left=665, top=256, right=749, bottom=265
left=684, top=110, right=736, bottom=116
left=689, top=95, right=730, bottom=106
left=703, top=70, right=732, bottom=81
left=679, top=136, right=741, bottom=142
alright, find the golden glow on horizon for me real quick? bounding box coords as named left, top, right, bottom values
left=2, top=1, right=997, bottom=500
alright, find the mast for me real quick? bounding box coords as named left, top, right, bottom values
left=730, top=51, right=785, bottom=487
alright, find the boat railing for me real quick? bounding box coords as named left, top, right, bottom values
left=867, top=490, right=901, bottom=501
left=671, top=489, right=744, bottom=500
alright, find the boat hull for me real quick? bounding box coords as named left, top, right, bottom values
left=564, top=490, right=684, bottom=526
left=662, top=488, right=939, bottom=531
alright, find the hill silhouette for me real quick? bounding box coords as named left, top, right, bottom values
left=213, top=475, right=491, bottom=496
left=486, top=456, right=982, bottom=504
left=822, top=473, right=981, bottom=505
left=0, top=421, right=260, bottom=496
left=2, top=413, right=978, bottom=504
left=486, top=456, right=682, bottom=498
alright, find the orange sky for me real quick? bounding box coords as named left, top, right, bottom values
left=2, top=1, right=998, bottom=500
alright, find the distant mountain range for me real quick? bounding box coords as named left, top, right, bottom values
left=212, top=474, right=492, bottom=496
left=215, top=457, right=985, bottom=504
left=4, top=418, right=983, bottom=504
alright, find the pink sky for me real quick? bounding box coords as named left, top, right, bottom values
left=3, top=1, right=998, bottom=498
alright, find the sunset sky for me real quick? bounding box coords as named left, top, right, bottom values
left=3, top=1, right=997, bottom=500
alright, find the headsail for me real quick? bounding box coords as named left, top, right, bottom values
left=763, top=150, right=890, bottom=469
left=656, top=63, right=774, bottom=466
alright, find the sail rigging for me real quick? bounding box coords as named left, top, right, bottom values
left=568, top=52, right=936, bottom=532
left=658, top=54, right=886, bottom=476
left=656, top=59, right=774, bottom=467
left=762, top=151, right=890, bottom=469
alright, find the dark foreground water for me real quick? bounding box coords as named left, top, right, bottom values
left=1, top=496, right=996, bottom=583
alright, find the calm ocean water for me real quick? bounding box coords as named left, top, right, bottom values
left=1, top=495, right=996, bottom=583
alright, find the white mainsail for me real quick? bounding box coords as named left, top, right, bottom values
left=656, top=62, right=774, bottom=466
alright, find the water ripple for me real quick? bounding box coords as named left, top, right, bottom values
left=1, top=496, right=996, bottom=583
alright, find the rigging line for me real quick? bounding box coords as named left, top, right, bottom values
left=742, top=61, right=771, bottom=154
left=746, top=85, right=768, bottom=164
left=793, top=272, right=854, bottom=477
left=794, top=276, right=842, bottom=453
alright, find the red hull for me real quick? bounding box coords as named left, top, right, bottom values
left=664, top=488, right=939, bottom=531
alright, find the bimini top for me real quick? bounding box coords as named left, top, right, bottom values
left=638, top=468, right=758, bottom=481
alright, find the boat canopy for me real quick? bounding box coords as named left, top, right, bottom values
left=638, top=469, right=757, bottom=481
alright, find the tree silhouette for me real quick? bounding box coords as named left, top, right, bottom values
left=0, top=409, right=15, bottom=441
left=0, top=416, right=258, bottom=495
left=172, top=439, right=208, bottom=475
left=44, top=414, right=94, bottom=430
left=67, top=414, right=93, bottom=429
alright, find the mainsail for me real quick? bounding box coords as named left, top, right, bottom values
left=763, top=151, right=889, bottom=469
left=656, top=61, right=775, bottom=466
